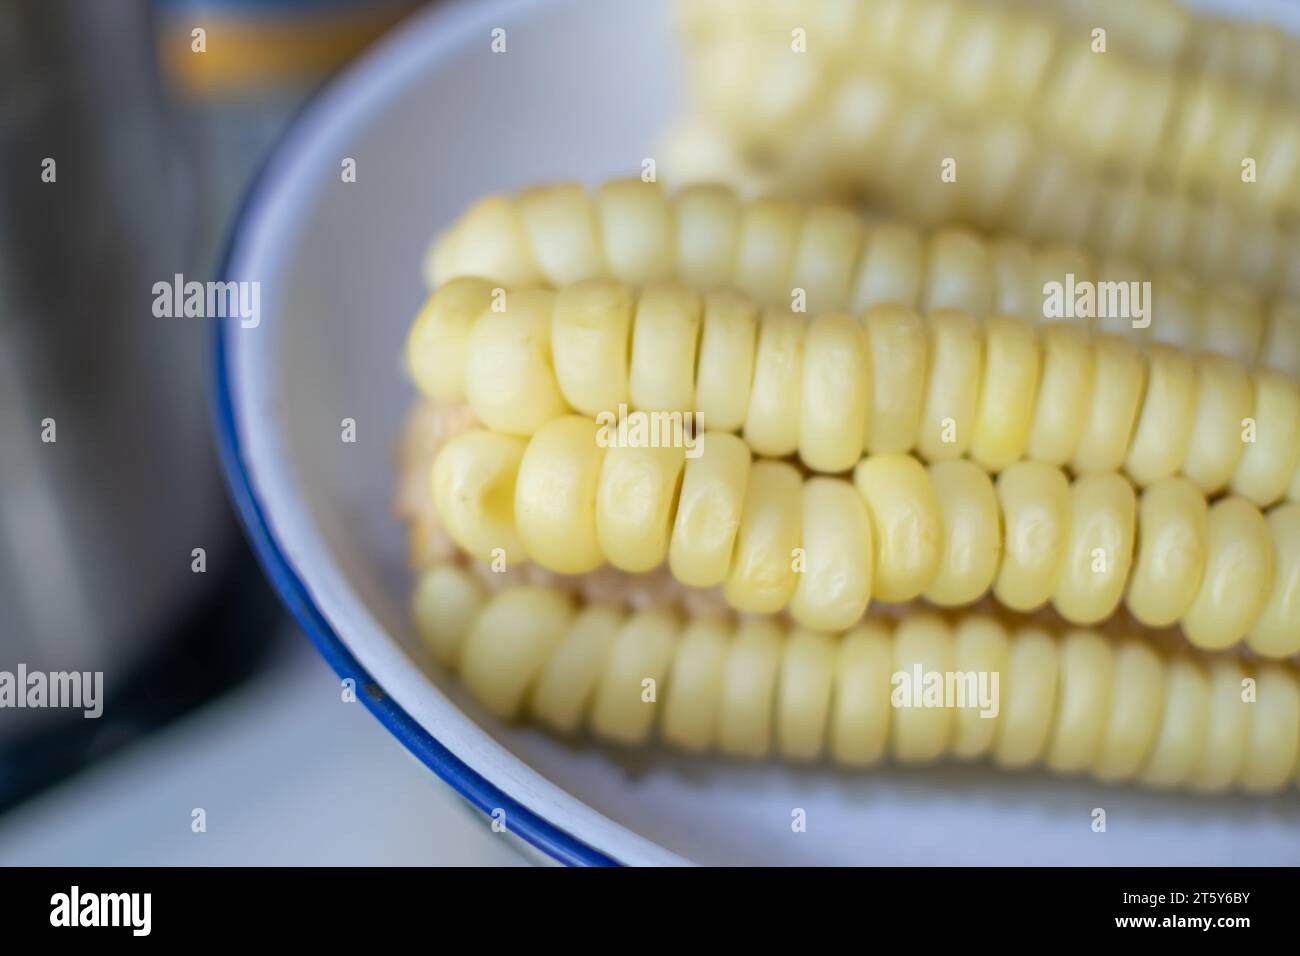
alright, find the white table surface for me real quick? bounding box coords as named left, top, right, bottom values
left=0, top=629, right=531, bottom=867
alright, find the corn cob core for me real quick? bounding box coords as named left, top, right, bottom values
left=407, top=273, right=1300, bottom=512
left=425, top=182, right=1300, bottom=376
left=675, top=0, right=1300, bottom=225
left=411, top=559, right=1300, bottom=794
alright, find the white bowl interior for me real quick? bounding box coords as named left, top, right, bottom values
left=225, top=0, right=1300, bottom=864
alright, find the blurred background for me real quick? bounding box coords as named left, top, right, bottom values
left=0, top=0, right=526, bottom=865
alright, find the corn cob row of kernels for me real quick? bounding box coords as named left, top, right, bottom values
left=396, top=396, right=744, bottom=623
left=409, top=275, right=1300, bottom=509
left=664, top=82, right=1300, bottom=301
left=424, top=182, right=1300, bottom=372
left=676, top=0, right=1300, bottom=222
left=412, top=562, right=1300, bottom=793
left=1009, top=0, right=1300, bottom=104
left=670, top=16, right=1300, bottom=297
left=676, top=109, right=1300, bottom=304
left=431, top=416, right=1300, bottom=656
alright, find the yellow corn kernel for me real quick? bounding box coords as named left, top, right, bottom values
left=724, top=460, right=803, bottom=614
left=1141, top=654, right=1210, bottom=789
left=853, top=453, right=941, bottom=603
left=776, top=629, right=837, bottom=761
left=595, top=443, right=685, bottom=573
left=923, top=228, right=993, bottom=317
left=849, top=222, right=924, bottom=312
left=1232, top=370, right=1300, bottom=507
left=890, top=614, right=955, bottom=764
left=1126, top=477, right=1208, bottom=629
left=668, top=432, right=750, bottom=588
left=441, top=193, right=539, bottom=286
left=923, top=458, right=1000, bottom=607
left=1189, top=657, right=1251, bottom=792
left=829, top=622, right=894, bottom=766
left=970, top=315, right=1040, bottom=471
left=993, top=627, right=1058, bottom=769
left=1047, top=630, right=1114, bottom=774
left=530, top=604, right=621, bottom=734
left=515, top=182, right=602, bottom=285
left=459, top=586, right=573, bottom=719
left=1094, top=640, right=1165, bottom=781
left=949, top=616, right=1008, bottom=759
left=662, top=617, right=730, bottom=752
left=790, top=204, right=867, bottom=317
left=513, top=415, right=606, bottom=574
left=717, top=618, right=782, bottom=758
left=734, top=197, right=801, bottom=306
left=743, top=309, right=805, bottom=457
left=799, top=312, right=869, bottom=472
left=1125, top=344, right=1198, bottom=486
left=1240, top=665, right=1300, bottom=793
left=790, top=477, right=874, bottom=632
left=628, top=280, right=702, bottom=414
left=1182, top=354, right=1253, bottom=495
left=673, top=183, right=741, bottom=290
left=550, top=278, right=632, bottom=417
left=598, top=178, right=674, bottom=285
left=590, top=608, right=677, bottom=745
left=1026, top=322, right=1093, bottom=466
left=431, top=429, right=529, bottom=564
left=916, top=308, right=982, bottom=461
left=695, top=289, right=759, bottom=433
left=863, top=304, right=928, bottom=455
left=1052, top=471, right=1137, bottom=626
left=411, top=565, right=486, bottom=668
left=994, top=460, right=1070, bottom=612
left=405, top=276, right=496, bottom=401
left=1247, top=504, right=1300, bottom=659
left=1071, top=335, right=1146, bottom=475
left=1182, top=497, right=1275, bottom=651
left=463, top=287, right=569, bottom=435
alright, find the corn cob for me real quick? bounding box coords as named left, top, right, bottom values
left=671, top=5, right=1300, bottom=298
left=664, top=91, right=1300, bottom=298
left=1014, top=0, right=1300, bottom=105
left=431, top=416, right=1299, bottom=657
left=401, top=154, right=1300, bottom=799
left=424, top=182, right=1300, bottom=375
left=677, top=0, right=1300, bottom=224
left=412, top=562, right=1300, bottom=794
left=409, top=274, right=1300, bottom=510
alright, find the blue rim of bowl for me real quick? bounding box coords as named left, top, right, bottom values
left=208, top=2, right=620, bottom=869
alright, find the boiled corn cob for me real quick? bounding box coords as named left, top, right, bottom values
left=677, top=0, right=1300, bottom=223
left=671, top=3, right=1300, bottom=297
left=412, top=561, right=1300, bottom=794
left=408, top=275, right=1300, bottom=510
left=424, top=182, right=1300, bottom=373
left=662, top=91, right=1300, bottom=300
left=664, top=112, right=1300, bottom=302
left=432, top=417, right=1299, bottom=657
left=1015, top=0, right=1300, bottom=104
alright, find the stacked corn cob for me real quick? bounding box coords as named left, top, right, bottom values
left=399, top=178, right=1300, bottom=794
left=669, top=0, right=1300, bottom=300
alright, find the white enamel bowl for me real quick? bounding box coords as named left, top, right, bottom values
left=215, top=0, right=1300, bottom=865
